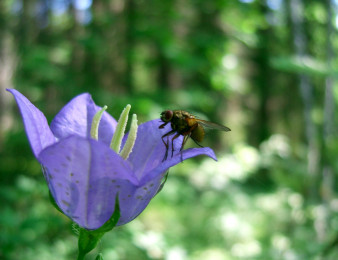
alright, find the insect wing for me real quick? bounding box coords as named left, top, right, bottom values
left=196, top=119, right=231, bottom=131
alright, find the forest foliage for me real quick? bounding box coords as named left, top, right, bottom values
left=0, top=0, right=337, bottom=259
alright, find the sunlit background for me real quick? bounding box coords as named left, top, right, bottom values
left=0, top=0, right=338, bottom=259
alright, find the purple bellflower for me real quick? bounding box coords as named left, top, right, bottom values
left=8, top=89, right=216, bottom=230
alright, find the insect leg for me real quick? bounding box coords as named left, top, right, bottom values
left=159, top=122, right=169, bottom=129
left=170, top=133, right=181, bottom=158
left=177, top=124, right=198, bottom=161
left=180, top=134, right=190, bottom=151
left=161, top=130, right=176, bottom=161
left=180, top=123, right=198, bottom=139
left=179, top=134, right=190, bottom=161
left=191, top=138, right=204, bottom=147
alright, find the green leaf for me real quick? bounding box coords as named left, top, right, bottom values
left=95, top=253, right=104, bottom=260
left=270, top=56, right=338, bottom=77
left=156, top=171, right=169, bottom=196
left=94, top=195, right=121, bottom=233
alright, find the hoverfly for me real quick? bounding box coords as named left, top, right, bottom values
left=159, top=110, right=231, bottom=161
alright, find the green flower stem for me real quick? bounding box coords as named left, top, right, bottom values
left=77, top=230, right=104, bottom=260
left=95, top=253, right=104, bottom=260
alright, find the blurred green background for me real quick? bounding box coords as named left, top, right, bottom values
left=1, top=0, right=338, bottom=259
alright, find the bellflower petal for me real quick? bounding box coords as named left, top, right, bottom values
left=116, top=172, right=165, bottom=225
left=127, top=119, right=184, bottom=179
left=38, top=135, right=138, bottom=230
left=142, top=147, right=216, bottom=184
left=7, top=89, right=56, bottom=158
left=50, top=93, right=117, bottom=145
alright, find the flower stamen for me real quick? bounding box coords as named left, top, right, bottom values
left=90, top=105, right=108, bottom=140
left=91, top=104, right=138, bottom=159
left=120, top=114, right=138, bottom=159
left=110, top=104, right=131, bottom=153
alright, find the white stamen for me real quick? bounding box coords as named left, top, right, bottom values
left=90, top=106, right=107, bottom=140
left=110, top=104, right=131, bottom=153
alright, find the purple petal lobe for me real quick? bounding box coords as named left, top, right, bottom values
left=38, top=135, right=138, bottom=230
left=50, top=93, right=117, bottom=145
left=119, top=145, right=216, bottom=225
left=142, top=147, right=217, bottom=184
left=7, top=89, right=55, bottom=158
left=116, top=173, right=164, bottom=226
left=127, top=119, right=184, bottom=179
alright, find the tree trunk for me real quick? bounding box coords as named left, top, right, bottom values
left=288, top=0, right=319, bottom=200
left=0, top=2, right=16, bottom=151
left=124, top=0, right=136, bottom=93
left=250, top=1, right=271, bottom=146
left=321, top=0, right=335, bottom=201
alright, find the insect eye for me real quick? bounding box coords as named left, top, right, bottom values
left=165, top=110, right=173, bottom=120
